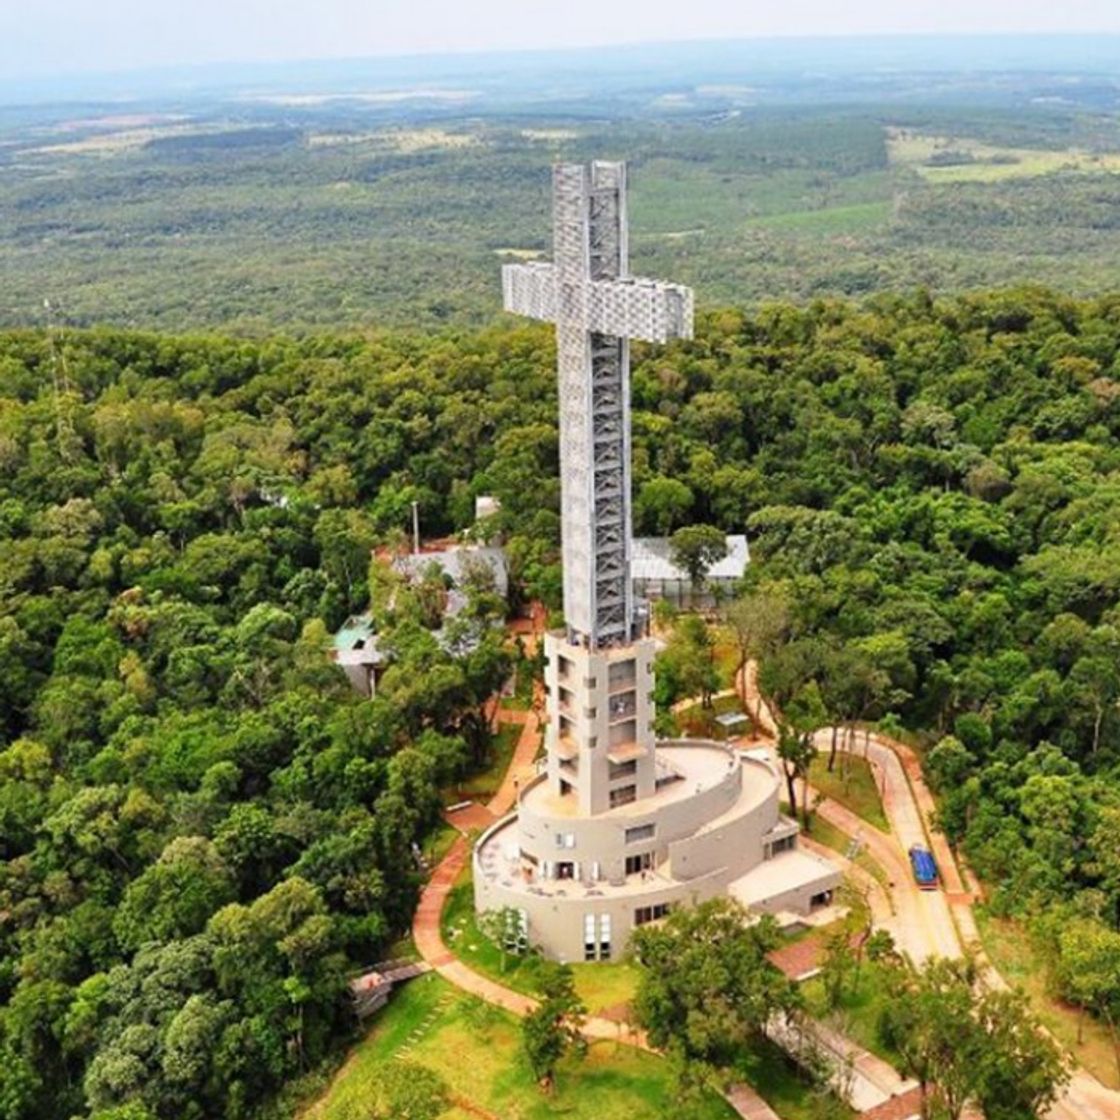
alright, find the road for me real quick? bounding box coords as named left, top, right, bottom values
left=739, top=663, right=1120, bottom=1120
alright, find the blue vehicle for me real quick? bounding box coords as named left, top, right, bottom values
left=909, top=844, right=939, bottom=890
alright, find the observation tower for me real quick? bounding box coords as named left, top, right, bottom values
left=474, top=162, right=839, bottom=962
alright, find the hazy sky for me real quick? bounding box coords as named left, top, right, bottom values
left=4, top=0, right=1120, bottom=80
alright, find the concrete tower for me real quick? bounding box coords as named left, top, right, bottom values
left=502, top=162, right=694, bottom=815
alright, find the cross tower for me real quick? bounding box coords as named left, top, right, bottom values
left=503, top=162, right=693, bottom=814
left=503, top=161, right=693, bottom=646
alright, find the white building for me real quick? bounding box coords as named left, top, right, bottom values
left=631, top=533, right=750, bottom=606
left=332, top=544, right=509, bottom=697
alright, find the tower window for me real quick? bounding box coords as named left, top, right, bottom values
left=609, top=784, right=637, bottom=808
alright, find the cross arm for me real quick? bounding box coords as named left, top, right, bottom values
left=502, top=262, right=558, bottom=323
left=503, top=263, right=694, bottom=343
left=588, top=277, right=694, bottom=343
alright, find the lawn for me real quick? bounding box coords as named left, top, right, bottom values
left=439, top=868, right=852, bottom=1118
left=442, top=867, right=641, bottom=1014
left=676, top=692, right=751, bottom=741
left=447, top=722, right=522, bottom=802
left=305, top=971, right=737, bottom=1120
left=801, top=962, right=902, bottom=1070
left=800, top=812, right=892, bottom=900
left=809, top=753, right=889, bottom=832
left=975, top=909, right=1120, bottom=1090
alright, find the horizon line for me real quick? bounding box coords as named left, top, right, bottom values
left=8, top=28, right=1120, bottom=92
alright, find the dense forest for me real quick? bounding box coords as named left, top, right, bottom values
left=2, top=285, right=1120, bottom=1119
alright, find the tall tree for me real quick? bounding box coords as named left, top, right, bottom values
left=521, top=964, right=586, bottom=1091
left=669, top=524, right=728, bottom=605
left=631, top=898, right=796, bottom=1066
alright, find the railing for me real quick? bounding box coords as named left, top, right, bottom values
left=607, top=695, right=636, bottom=721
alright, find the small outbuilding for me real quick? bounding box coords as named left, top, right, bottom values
left=631, top=533, right=750, bottom=606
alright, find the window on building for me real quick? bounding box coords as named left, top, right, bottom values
left=609, top=784, right=637, bottom=808
left=634, top=903, right=671, bottom=927
left=625, top=824, right=655, bottom=844
left=556, top=861, right=575, bottom=880
left=609, top=758, right=637, bottom=781
left=555, top=832, right=576, bottom=849
left=625, top=852, right=653, bottom=875
left=584, top=913, right=612, bottom=960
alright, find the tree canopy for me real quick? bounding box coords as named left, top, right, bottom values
left=3, top=284, right=1120, bottom=1115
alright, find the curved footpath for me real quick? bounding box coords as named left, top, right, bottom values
left=739, top=664, right=1120, bottom=1120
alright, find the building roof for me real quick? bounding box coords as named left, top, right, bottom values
left=332, top=613, right=385, bottom=667
left=395, top=544, right=509, bottom=599
left=728, top=848, right=840, bottom=908
left=715, top=711, right=750, bottom=729
left=630, top=534, right=750, bottom=583
left=332, top=545, right=508, bottom=671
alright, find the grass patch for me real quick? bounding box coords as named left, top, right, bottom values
left=424, top=821, right=461, bottom=866
left=801, top=812, right=892, bottom=899
left=676, top=692, right=750, bottom=740
left=437, top=870, right=848, bottom=1117
left=308, top=971, right=736, bottom=1120
left=801, top=962, right=902, bottom=1070
left=441, top=867, right=641, bottom=1015
left=448, top=722, right=521, bottom=802
left=809, top=752, right=889, bottom=832
left=734, top=1037, right=855, bottom=1120
left=750, top=201, right=891, bottom=234
left=975, top=909, right=1120, bottom=1090
left=886, top=126, right=1120, bottom=183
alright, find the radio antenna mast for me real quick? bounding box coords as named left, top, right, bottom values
left=43, top=297, right=76, bottom=462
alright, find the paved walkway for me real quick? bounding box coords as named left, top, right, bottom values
left=486, top=704, right=542, bottom=817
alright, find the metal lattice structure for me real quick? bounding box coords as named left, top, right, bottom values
left=502, top=161, right=694, bottom=648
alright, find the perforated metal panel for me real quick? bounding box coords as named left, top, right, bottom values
left=502, top=161, right=694, bottom=647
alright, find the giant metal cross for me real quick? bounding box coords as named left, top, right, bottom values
left=502, top=161, right=694, bottom=649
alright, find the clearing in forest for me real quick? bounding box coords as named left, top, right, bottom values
left=886, top=126, right=1120, bottom=182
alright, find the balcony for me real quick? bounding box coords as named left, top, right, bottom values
left=607, top=741, right=646, bottom=764
left=608, top=671, right=637, bottom=694
left=556, top=735, right=581, bottom=761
